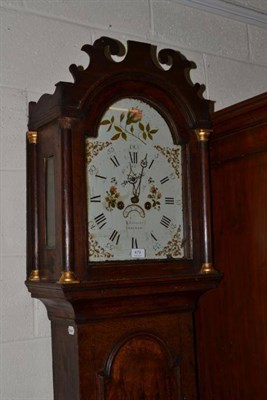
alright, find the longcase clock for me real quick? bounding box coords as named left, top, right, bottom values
left=26, top=37, right=221, bottom=400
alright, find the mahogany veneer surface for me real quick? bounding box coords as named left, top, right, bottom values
left=196, top=93, right=267, bottom=399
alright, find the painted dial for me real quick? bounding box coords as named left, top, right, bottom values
left=86, top=98, right=184, bottom=262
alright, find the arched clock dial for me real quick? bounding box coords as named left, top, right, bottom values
left=86, top=98, right=184, bottom=262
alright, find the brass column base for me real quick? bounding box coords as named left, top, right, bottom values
left=28, top=269, right=40, bottom=281
left=57, top=271, right=80, bottom=284
left=200, top=263, right=216, bottom=274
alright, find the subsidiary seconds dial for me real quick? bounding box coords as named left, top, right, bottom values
left=86, top=98, right=184, bottom=262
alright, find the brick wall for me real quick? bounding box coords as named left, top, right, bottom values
left=0, top=1, right=266, bottom=399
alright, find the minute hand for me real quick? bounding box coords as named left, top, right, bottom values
left=136, top=154, right=148, bottom=197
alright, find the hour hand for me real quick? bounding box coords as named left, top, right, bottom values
left=127, top=165, right=139, bottom=203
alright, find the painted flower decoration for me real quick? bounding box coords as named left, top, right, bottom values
left=105, top=186, right=120, bottom=210
left=147, top=185, right=162, bottom=210
left=127, top=108, right=143, bottom=123
left=99, top=106, right=158, bottom=144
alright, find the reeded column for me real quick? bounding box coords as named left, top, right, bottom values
left=57, top=118, right=79, bottom=284
left=27, top=131, right=40, bottom=281
left=195, top=128, right=216, bottom=274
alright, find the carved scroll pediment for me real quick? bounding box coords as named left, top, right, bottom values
left=29, top=36, right=213, bottom=130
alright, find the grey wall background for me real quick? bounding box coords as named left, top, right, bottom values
left=0, top=1, right=266, bottom=399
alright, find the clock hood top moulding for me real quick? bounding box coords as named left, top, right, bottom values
left=28, top=37, right=214, bottom=131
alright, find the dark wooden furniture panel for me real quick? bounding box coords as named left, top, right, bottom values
left=196, top=92, right=267, bottom=399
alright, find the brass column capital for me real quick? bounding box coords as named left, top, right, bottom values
left=27, top=131, right=38, bottom=144
left=194, top=128, right=212, bottom=142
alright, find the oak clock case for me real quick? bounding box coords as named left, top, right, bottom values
left=26, top=37, right=221, bottom=400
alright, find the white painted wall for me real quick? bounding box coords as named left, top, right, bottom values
left=0, top=1, right=266, bottom=399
